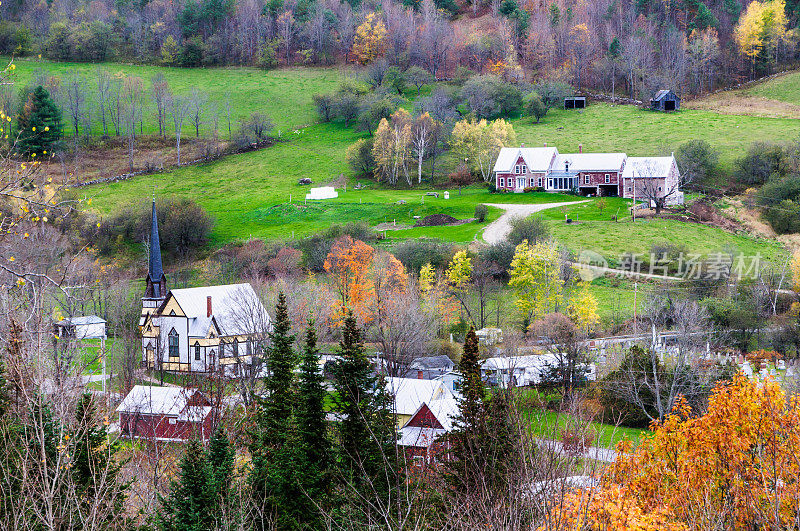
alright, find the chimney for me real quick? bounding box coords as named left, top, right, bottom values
left=417, top=370, right=424, bottom=380
left=544, top=142, right=547, bottom=147
left=520, top=142, right=525, bottom=148
left=579, top=144, right=583, bottom=153
left=207, top=296, right=212, bottom=318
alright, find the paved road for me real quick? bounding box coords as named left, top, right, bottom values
left=482, top=201, right=590, bottom=244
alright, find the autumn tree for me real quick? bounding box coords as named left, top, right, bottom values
left=449, top=162, right=473, bottom=195
left=323, top=236, right=376, bottom=323
left=531, top=313, right=589, bottom=398
left=509, top=240, right=564, bottom=326
left=352, top=12, right=387, bottom=65
left=446, top=250, right=475, bottom=326
left=410, top=112, right=437, bottom=185
left=451, top=118, right=516, bottom=182
left=734, top=0, right=790, bottom=76
left=372, top=108, right=412, bottom=186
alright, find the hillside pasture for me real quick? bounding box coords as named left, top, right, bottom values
left=684, top=69, right=800, bottom=119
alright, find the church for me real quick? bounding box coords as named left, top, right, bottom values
left=139, top=201, right=271, bottom=376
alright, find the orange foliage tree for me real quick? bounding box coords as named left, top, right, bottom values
left=324, top=235, right=375, bottom=323
left=553, top=374, right=800, bottom=530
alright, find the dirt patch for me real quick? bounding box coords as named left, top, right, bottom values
left=720, top=198, right=776, bottom=238
left=374, top=222, right=413, bottom=231
left=414, top=213, right=459, bottom=227
left=684, top=92, right=800, bottom=119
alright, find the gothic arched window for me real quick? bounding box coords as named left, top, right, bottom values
left=168, top=328, right=179, bottom=358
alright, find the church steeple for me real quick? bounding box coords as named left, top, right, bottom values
left=144, top=199, right=166, bottom=300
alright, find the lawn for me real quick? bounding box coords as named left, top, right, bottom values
left=548, top=218, right=788, bottom=267
left=743, top=70, right=800, bottom=103
left=6, top=57, right=348, bottom=133
left=522, top=408, right=648, bottom=449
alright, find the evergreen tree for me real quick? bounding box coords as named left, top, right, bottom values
left=159, top=439, right=215, bottom=531
left=482, top=387, right=517, bottom=494
left=206, top=426, right=234, bottom=519
left=445, top=327, right=487, bottom=493
left=250, top=292, right=300, bottom=529
left=16, top=86, right=62, bottom=155
left=72, top=393, right=127, bottom=520
left=294, top=321, right=332, bottom=524
left=331, top=311, right=397, bottom=499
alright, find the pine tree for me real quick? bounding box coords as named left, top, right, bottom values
left=72, top=393, right=127, bottom=520
left=250, top=291, right=300, bottom=529
left=483, top=387, right=517, bottom=494
left=331, top=311, right=397, bottom=499
left=16, top=86, right=63, bottom=155
left=206, top=426, right=234, bottom=519
left=295, top=320, right=331, bottom=523
left=160, top=439, right=215, bottom=531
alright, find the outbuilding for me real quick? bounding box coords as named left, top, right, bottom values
left=564, top=96, right=586, bottom=109
left=650, top=90, right=680, bottom=112
left=54, top=315, right=107, bottom=339
left=117, top=385, right=215, bottom=442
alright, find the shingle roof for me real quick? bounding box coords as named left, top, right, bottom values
left=621, top=156, right=676, bottom=179
left=554, top=152, right=627, bottom=172
left=409, top=355, right=455, bottom=370
left=117, top=385, right=200, bottom=416
left=493, top=147, right=559, bottom=173
left=385, top=377, right=453, bottom=417
left=163, top=283, right=269, bottom=337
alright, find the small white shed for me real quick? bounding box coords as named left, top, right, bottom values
left=55, top=316, right=107, bottom=339
left=305, top=186, right=338, bottom=200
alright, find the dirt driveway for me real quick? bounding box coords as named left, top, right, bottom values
left=481, top=201, right=589, bottom=244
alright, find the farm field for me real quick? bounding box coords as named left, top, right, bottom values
left=684, top=69, right=800, bottom=119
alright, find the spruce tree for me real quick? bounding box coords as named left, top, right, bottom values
left=16, top=86, right=63, bottom=155
left=160, top=439, right=215, bottom=531
left=206, top=426, right=234, bottom=518
left=295, top=320, right=331, bottom=522
left=72, top=393, right=127, bottom=519
left=250, top=292, right=300, bottom=529
left=483, top=387, right=517, bottom=494
left=331, top=311, right=397, bottom=499
left=445, top=327, right=487, bottom=493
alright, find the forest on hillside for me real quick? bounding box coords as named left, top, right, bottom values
left=0, top=0, right=798, bottom=98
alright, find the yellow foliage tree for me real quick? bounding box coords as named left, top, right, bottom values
left=160, top=35, right=180, bottom=65
left=509, top=240, right=563, bottom=324
left=552, top=374, right=800, bottom=530
left=791, top=249, right=800, bottom=292
left=734, top=0, right=790, bottom=72
left=372, top=109, right=412, bottom=185
left=567, top=290, right=599, bottom=333
left=351, top=12, right=387, bottom=65
left=450, top=118, right=516, bottom=182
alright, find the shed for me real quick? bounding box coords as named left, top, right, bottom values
left=650, top=90, right=680, bottom=111
left=54, top=315, right=106, bottom=339
left=564, top=96, right=586, bottom=109
left=117, top=385, right=214, bottom=442
left=408, top=355, right=455, bottom=379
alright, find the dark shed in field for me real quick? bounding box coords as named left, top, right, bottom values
left=564, top=96, right=586, bottom=109
left=650, top=90, right=680, bottom=111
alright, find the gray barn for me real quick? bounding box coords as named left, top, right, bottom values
left=650, top=90, right=680, bottom=111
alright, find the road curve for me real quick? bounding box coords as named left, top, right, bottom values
left=481, top=201, right=590, bottom=244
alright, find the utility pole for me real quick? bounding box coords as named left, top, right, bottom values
left=633, top=281, right=638, bottom=336
left=631, top=170, right=636, bottom=223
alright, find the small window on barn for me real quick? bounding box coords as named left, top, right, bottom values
left=168, top=329, right=179, bottom=358
left=194, top=344, right=201, bottom=361
left=168, top=418, right=177, bottom=425
left=605, top=174, right=610, bottom=183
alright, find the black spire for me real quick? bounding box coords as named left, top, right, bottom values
left=145, top=199, right=166, bottom=299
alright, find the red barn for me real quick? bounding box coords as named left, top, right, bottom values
left=117, top=385, right=215, bottom=442
left=398, top=397, right=459, bottom=466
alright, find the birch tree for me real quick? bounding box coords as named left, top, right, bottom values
left=451, top=118, right=516, bottom=182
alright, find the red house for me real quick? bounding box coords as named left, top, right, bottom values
left=398, top=397, right=459, bottom=466
left=117, top=385, right=215, bottom=442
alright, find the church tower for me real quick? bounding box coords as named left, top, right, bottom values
left=143, top=199, right=167, bottom=312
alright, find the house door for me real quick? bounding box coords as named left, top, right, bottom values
left=517, top=177, right=525, bottom=189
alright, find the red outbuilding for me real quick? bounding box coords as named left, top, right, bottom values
left=117, top=385, right=215, bottom=442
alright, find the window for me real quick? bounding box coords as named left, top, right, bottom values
left=514, top=164, right=520, bottom=174
left=168, top=418, right=177, bottom=425
left=520, top=164, right=527, bottom=174
left=548, top=179, right=553, bottom=189
left=233, top=339, right=239, bottom=357
left=658, top=186, right=662, bottom=191
left=246, top=342, right=252, bottom=356
left=168, top=329, right=179, bottom=358
left=584, top=175, right=590, bottom=184
left=499, top=177, right=504, bottom=187
left=605, top=174, right=610, bottom=183
left=537, top=178, right=542, bottom=187
left=627, top=187, right=632, bottom=192
left=194, top=343, right=201, bottom=361
left=169, top=309, right=176, bottom=316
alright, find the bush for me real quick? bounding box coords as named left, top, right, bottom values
left=0, top=21, right=31, bottom=55
left=346, top=138, right=376, bottom=177
left=295, top=222, right=378, bottom=272
left=736, top=142, right=785, bottom=185
left=676, top=139, right=719, bottom=186
left=479, top=240, right=516, bottom=273
left=756, top=176, right=800, bottom=234
left=391, top=238, right=455, bottom=273
left=522, top=186, right=535, bottom=193
left=180, top=37, right=205, bottom=67
left=474, top=204, right=488, bottom=222
left=506, top=215, right=550, bottom=246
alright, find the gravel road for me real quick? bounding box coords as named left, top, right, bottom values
left=481, top=201, right=589, bottom=244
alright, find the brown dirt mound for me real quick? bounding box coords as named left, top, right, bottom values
left=414, top=214, right=459, bottom=227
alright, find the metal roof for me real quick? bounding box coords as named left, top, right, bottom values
left=554, top=152, right=627, bottom=172
left=385, top=377, right=453, bottom=417
left=162, top=283, right=269, bottom=337
left=409, top=355, right=455, bottom=370
left=117, top=385, right=202, bottom=416
left=621, top=156, right=676, bottom=179
left=56, top=315, right=106, bottom=326
left=493, top=147, right=559, bottom=173
left=652, top=89, right=679, bottom=101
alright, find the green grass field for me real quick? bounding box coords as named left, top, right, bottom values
left=742, top=70, right=800, bottom=103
